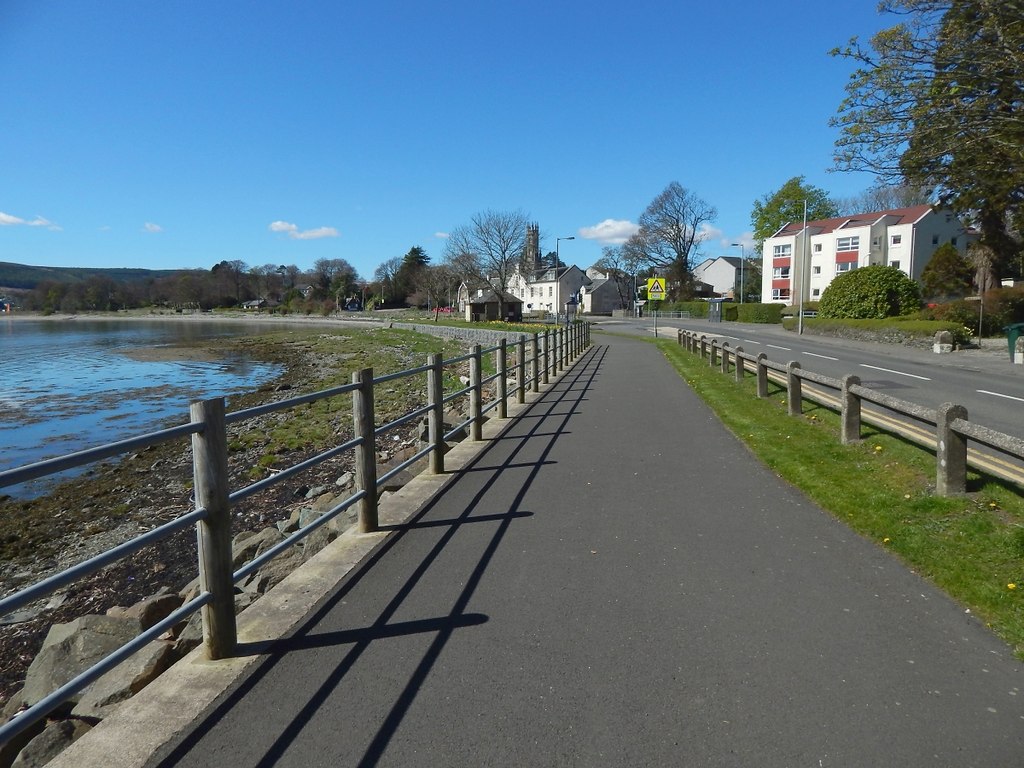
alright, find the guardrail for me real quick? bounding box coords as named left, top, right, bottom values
left=678, top=329, right=1024, bottom=495
left=0, top=322, right=591, bottom=745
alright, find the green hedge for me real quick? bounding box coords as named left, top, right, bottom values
left=736, top=303, right=784, bottom=323
left=781, top=316, right=971, bottom=346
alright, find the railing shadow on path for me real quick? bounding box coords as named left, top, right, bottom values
left=151, top=344, right=608, bottom=768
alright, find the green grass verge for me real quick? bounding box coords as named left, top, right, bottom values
left=653, top=337, right=1024, bottom=656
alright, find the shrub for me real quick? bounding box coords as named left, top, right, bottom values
left=737, top=303, right=784, bottom=323
left=818, top=265, right=921, bottom=319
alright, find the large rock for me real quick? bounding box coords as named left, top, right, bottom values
left=10, top=718, right=92, bottom=768
left=71, top=639, right=176, bottom=719
left=20, top=615, right=140, bottom=710
left=105, top=588, right=182, bottom=631
left=231, top=527, right=285, bottom=569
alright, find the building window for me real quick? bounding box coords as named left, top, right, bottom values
left=836, top=236, right=860, bottom=252
left=772, top=267, right=790, bottom=279
left=530, top=287, right=534, bottom=298
left=952, top=237, right=958, bottom=246
left=836, top=262, right=855, bottom=274
left=891, top=234, right=902, bottom=245
left=812, top=288, right=821, bottom=297
left=932, top=234, right=939, bottom=245
left=771, top=288, right=791, bottom=301
left=773, top=244, right=792, bottom=258
left=812, top=266, right=821, bottom=275
left=548, top=286, right=552, bottom=297
left=890, top=260, right=901, bottom=270
left=813, top=243, right=822, bottom=253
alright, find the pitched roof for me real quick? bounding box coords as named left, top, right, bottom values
left=771, top=204, right=935, bottom=238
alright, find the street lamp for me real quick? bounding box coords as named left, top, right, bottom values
left=555, top=236, right=574, bottom=322
left=730, top=242, right=745, bottom=303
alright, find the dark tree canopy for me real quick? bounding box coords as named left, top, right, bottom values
left=831, top=0, right=1024, bottom=277
left=921, top=242, right=975, bottom=300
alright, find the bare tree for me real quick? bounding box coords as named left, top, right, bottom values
left=623, top=183, right=716, bottom=300
left=419, top=264, right=460, bottom=311
left=443, top=208, right=531, bottom=318
left=593, top=245, right=641, bottom=310
left=835, top=182, right=935, bottom=215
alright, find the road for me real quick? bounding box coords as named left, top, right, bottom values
left=598, top=315, right=1024, bottom=441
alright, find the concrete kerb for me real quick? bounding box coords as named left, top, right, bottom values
left=45, top=354, right=586, bottom=768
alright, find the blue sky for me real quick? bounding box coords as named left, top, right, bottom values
left=2, top=1, right=891, bottom=279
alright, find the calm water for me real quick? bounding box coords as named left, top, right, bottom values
left=0, top=318, right=283, bottom=496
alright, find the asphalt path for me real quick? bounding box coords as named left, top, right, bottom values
left=148, top=332, right=1024, bottom=767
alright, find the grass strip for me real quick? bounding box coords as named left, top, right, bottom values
left=653, top=337, right=1024, bottom=657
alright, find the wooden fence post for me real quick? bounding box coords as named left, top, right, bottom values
left=710, top=339, right=718, bottom=368
left=720, top=342, right=729, bottom=374
left=840, top=374, right=862, bottom=445
left=470, top=344, right=483, bottom=441
left=756, top=353, right=768, bottom=398
left=734, top=347, right=744, bottom=383
left=542, top=331, right=550, bottom=385
left=352, top=368, right=378, bottom=532
left=786, top=361, right=802, bottom=416
left=700, top=335, right=708, bottom=360
left=497, top=338, right=508, bottom=419
left=428, top=353, right=444, bottom=474
left=936, top=402, right=968, bottom=496
left=530, top=334, right=540, bottom=393
left=517, top=335, right=527, bottom=404
left=190, top=397, right=237, bottom=660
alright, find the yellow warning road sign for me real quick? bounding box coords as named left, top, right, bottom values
left=647, top=278, right=666, bottom=300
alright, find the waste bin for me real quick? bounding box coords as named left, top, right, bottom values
left=1004, top=323, right=1024, bottom=363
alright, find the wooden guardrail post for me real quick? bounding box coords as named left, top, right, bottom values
left=710, top=339, right=718, bottom=368
left=700, top=335, right=708, bottom=359
left=677, top=329, right=683, bottom=346
left=756, top=353, right=768, bottom=398
left=720, top=342, right=730, bottom=374
left=428, top=353, right=444, bottom=474
left=497, top=338, right=508, bottom=419
left=190, top=397, right=237, bottom=660
left=734, top=347, right=744, bottom=383
left=517, top=335, right=527, bottom=404
left=542, top=331, right=550, bottom=385
left=786, top=361, right=802, bottom=416
left=470, top=344, right=483, bottom=440
left=840, top=375, right=862, bottom=445
left=937, top=402, right=968, bottom=496
left=352, top=368, right=378, bottom=532
left=530, top=334, right=540, bottom=393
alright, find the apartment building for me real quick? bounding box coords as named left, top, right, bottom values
left=760, top=205, right=974, bottom=304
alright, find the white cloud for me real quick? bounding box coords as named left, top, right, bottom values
left=269, top=220, right=339, bottom=240
left=1, top=211, right=61, bottom=230
left=434, top=231, right=449, bottom=239
left=143, top=222, right=163, bottom=233
left=578, top=218, right=640, bottom=245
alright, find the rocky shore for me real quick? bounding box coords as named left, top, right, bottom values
left=0, top=313, right=475, bottom=756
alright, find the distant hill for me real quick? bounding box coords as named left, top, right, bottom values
left=0, top=261, right=182, bottom=291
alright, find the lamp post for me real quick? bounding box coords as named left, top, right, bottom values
left=555, top=236, right=574, bottom=322
left=730, top=242, right=745, bottom=303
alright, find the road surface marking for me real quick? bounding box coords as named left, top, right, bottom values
left=805, top=352, right=839, bottom=361
left=859, top=364, right=931, bottom=381
left=978, top=389, right=1024, bottom=403
left=741, top=339, right=762, bottom=345
left=767, top=344, right=792, bottom=351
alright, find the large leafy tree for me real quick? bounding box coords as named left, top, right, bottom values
left=751, top=176, right=838, bottom=253
left=443, top=209, right=531, bottom=317
left=622, top=182, right=716, bottom=301
left=920, top=242, right=975, bottom=300
left=819, top=265, right=922, bottom=318
left=831, top=0, right=1024, bottom=277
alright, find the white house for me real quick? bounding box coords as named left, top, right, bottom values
left=693, top=256, right=743, bottom=298
left=760, top=205, right=976, bottom=304
left=507, top=263, right=588, bottom=316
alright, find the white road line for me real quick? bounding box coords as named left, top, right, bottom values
left=978, top=389, right=1024, bottom=403
left=805, top=352, right=839, bottom=361
left=741, top=339, right=762, bottom=345
left=859, top=363, right=931, bottom=381
left=767, top=344, right=791, bottom=351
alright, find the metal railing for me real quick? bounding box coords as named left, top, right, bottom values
left=0, top=322, right=591, bottom=745
left=678, top=329, right=1024, bottom=495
